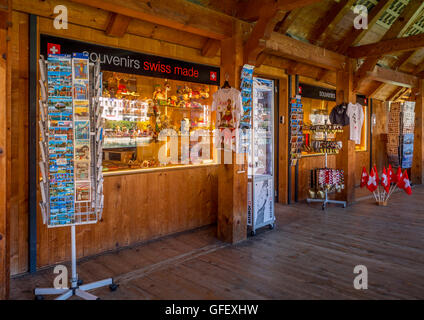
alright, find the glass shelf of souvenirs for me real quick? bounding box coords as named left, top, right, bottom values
left=100, top=71, right=218, bottom=173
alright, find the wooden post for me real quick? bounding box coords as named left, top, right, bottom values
left=217, top=21, right=247, bottom=244
left=412, top=79, right=424, bottom=185
left=0, top=1, right=11, bottom=300
left=336, top=59, right=356, bottom=204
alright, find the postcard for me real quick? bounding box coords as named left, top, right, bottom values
left=73, top=58, right=89, bottom=81
left=75, top=181, right=91, bottom=203
left=74, top=120, right=90, bottom=140
left=75, top=140, right=90, bottom=161
left=74, top=82, right=89, bottom=100
left=75, top=161, right=90, bottom=180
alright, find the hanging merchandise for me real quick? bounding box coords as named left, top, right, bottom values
left=329, top=103, right=349, bottom=126
left=387, top=102, right=415, bottom=169
left=239, top=65, right=254, bottom=155
left=212, top=85, right=242, bottom=129
left=346, top=102, right=364, bottom=144
left=290, top=95, right=303, bottom=166
left=306, top=123, right=346, bottom=210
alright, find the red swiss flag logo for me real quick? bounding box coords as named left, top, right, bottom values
left=48, top=43, right=61, bottom=55
left=210, top=71, right=217, bottom=82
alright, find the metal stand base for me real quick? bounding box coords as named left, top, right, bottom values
left=35, top=278, right=117, bottom=300
left=307, top=193, right=346, bottom=210
left=34, top=225, right=118, bottom=300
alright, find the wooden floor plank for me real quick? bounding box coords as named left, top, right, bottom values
left=10, top=186, right=424, bottom=299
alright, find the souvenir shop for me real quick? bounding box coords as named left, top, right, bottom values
left=5, top=7, right=291, bottom=279
left=288, top=80, right=369, bottom=202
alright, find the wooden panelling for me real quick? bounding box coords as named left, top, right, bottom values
left=0, top=5, right=11, bottom=299
left=37, top=166, right=219, bottom=269
left=8, top=11, right=29, bottom=276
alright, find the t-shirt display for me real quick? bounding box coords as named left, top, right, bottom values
left=329, top=103, right=349, bottom=126
left=346, top=102, right=365, bottom=145
left=212, top=87, right=242, bottom=129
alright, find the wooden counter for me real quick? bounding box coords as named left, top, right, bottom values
left=35, top=164, right=219, bottom=270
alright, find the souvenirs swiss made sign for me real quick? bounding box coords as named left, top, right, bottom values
left=40, top=34, right=220, bottom=85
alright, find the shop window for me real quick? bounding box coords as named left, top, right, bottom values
left=101, top=71, right=218, bottom=172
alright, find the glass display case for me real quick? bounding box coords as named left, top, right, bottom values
left=100, top=71, right=218, bottom=172
left=247, top=77, right=275, bottom=236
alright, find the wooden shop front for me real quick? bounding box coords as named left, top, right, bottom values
left=5, top=0, right=291, bottom=278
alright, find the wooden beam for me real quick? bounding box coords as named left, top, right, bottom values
left=347, top=33, right=424, bottom=59
left=412, top=79, right=424, bottom=184
left=333, top=0, right=393, bottom=53
left=0, top=1, right=10, bottom=300
left=201, top=38, right=220, bottom=57
left=336, top=59, right=356, bottom=204
left=365, top=66, right=419, bottom=88
left=275, top=8, right=301, bottom=34
left=392, top=51, right=415, bottom=70
left=105, top=13, right=132, bottom=37
left=354, top=0, right=424, bottom=90
left=237, top=0, right=322, bottom=21
left=387, top=87, right=405, bottom=101
left=243, top=6, right=286, bottom=65
left=264, top=32, right=347, bottom=70
left=69, top=0, right=234, bottom=40
left=308, top=0, right=355, bottom=45
left=367, top=82, right=386, bottom=98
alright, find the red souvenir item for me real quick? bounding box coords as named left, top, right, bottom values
left=367, top=168, right=378, bottom=192
left=381, top=167, right=390, bottom=193
left=401, top=170, right=412, bottom=195
left=360, top=166, right=368, bottom=188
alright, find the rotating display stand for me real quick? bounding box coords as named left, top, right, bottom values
left=306, top=123, right=346, bottom=210
left=35, top=54, right=117, bottom=300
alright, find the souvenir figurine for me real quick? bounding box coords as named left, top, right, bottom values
left=200, top=86, right=210, bottom=99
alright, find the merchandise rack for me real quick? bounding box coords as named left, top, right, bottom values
left=306, top=122, right=346, bottom=210
left=35, top=55, right=117, bottom=300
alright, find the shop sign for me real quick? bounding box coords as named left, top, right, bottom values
left=40, top=34, right=220, bottom=85
left=299, top=83, right=368, bottom=105
left=299, top=83, right=336, bottom=101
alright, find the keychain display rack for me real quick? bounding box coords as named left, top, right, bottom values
left=306, top=123, right=346, bottom=210
left=35, top=54, right=117, bottom=300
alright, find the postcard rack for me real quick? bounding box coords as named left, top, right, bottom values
left=306, top=122, right=346, bottom=210
left=35, top=54, right=116, bottom=300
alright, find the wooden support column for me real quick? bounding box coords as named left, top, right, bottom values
left=336, top=59, right=356, bottom=204
left=412, top=79, right=424, bottom=185
left=0, top=1, right=11, bottom=300
left=217, top=21, right=247, bottom=244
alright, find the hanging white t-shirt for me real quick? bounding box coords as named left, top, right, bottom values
left=346, top=102, right=364, bottom=144
left=212, top=88, right=242, bottom=129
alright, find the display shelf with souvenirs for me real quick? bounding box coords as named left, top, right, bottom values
left=300, top=91, right=368, bottom=156
left=306, top=121, right=346, bottom=210
left=387, top=101, right=415, bottom=169
left=100, top=71, right=218, bottom=172
left=35, top=54, right=116, bottom=300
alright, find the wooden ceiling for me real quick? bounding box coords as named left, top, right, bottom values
left=193, top=0, right=424, bottom=101
left=59, top=0, right=424, bottom=101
